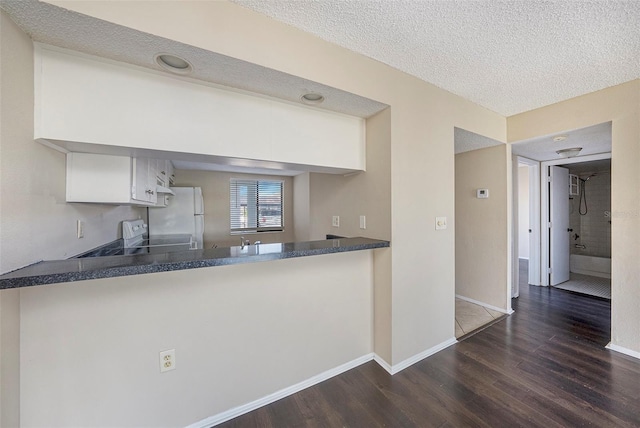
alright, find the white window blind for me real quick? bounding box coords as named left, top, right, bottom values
left=230, top=179, right=283, bottom=232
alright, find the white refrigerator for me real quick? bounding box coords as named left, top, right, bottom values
left=148, top=187, right=205, bottom=249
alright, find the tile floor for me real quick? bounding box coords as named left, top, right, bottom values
left=553, top=272, right=611, bottom=299
left=455, top=298, right=505, bottom=339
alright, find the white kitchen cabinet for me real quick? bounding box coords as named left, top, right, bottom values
left=156, top=160, right=175, bottom=186
left=67, top=153, right=162, bottom=206
left=132, top=157, right=157, bottom=204
left=167, top=160, right=175, bottom=185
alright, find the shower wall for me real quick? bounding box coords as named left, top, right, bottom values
left=569, top=172, right=611, bottom=258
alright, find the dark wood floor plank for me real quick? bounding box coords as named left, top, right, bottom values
left=356, top=361, right=479, bottom=427
left=216, top=263, right=640, bottom=427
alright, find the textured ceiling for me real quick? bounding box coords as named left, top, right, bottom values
left=232, top=0, right=640, bottom=116
left=454, top=128, right=502, bottom=155
left=0, top=0, right=624, bottom=172
left=512, top=122, right=612, bottom=162
left=0, top=0, right=387, bottom=119
left=563, top=159, right=611, bottom=176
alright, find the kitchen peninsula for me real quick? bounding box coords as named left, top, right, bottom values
left=0, top=238, right=389, bottom=289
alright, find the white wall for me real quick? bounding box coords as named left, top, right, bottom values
left=10, top=1, right=508, bottom=423
left=518, top=165, right=530, bottom=259
left=0, top=289, right=20, bottom=428
left=455, top=144, right=510, bottom=310
left=305, top=108, right=391, bottom=243
left=173, top=169, right=295, bottom=248
left=0, top=14, right=144, bottom=424
left=20, top=251, right=374, bottom=427
left=0, top=18, right=145, bottom=275
left=293, top=173, right=311, bottom=242
left=46, top=0, right=507, bottom=366
left=305, top=107, right=393, bottom=361
left=509, top=79, right=640, bottom=356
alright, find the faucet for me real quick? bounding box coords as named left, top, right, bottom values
left=240, top=236, right=250, bottom=248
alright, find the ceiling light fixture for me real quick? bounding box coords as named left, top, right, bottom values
left=553, top=135, right=568, bottom=142
left=556, top=147, right=582, bottom=158
left=154, top=53, right=193, bottom=75
left=300, top=92, right=325, bottom=105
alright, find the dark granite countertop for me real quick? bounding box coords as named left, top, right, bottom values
left=0, top=238, right=389, bottom=290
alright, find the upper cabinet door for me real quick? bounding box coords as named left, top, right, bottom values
left=132, top=157, right=150, bottom=203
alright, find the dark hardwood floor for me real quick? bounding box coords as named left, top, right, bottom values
left=218, top=261, right=640, bottom=427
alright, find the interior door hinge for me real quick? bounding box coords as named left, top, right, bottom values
left=547, top=176, right=552, bottom=182
left=547, top=267, right=553, bottom=274
left=548, top=222, right=552, bottom=228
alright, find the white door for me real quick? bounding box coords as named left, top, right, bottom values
left=549, top=166, right=570, bottom=285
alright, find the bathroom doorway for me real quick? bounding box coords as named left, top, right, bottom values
left=512, top=122, right=612, bottom=300
left=552, top=159, right=611, bottom=298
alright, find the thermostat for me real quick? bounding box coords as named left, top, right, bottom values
left=477, top=188, right=489, bottom=199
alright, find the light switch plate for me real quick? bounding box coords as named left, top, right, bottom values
left=435, top=216, right=447, bottom=230
left=332, top=216, right=340, bottom=227
left=477, top=188, right=489, bottom=198
left=359, top=215, right=366, bottom=229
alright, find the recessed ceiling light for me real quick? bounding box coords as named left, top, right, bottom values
left=553, top=135, right=568, bottom=142
left=300, top=93, right=325, bottom=105
left=556, top=147, right=582, bottom=158
left=154, top=53, right=193, bottom=75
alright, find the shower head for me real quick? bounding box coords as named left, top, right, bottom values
left=580, top=172, right=598, bottom=181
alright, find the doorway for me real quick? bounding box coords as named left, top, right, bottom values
left=549, top=159, right=612, bottom=298
left=454, top=127, right=513, bottom=339
left=512, top=122, right=612, bottom=300
left=540, top=153, right=611, bottom=291
left=517, top=157, right=541, bottom=288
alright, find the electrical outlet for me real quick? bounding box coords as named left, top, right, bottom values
left=435, top=216, right=447, bottom=230
left=77, top=220, right=84, bottom=239
left=159, top=349, right=175, bottom=373
left=332, top=216, right=340, bottom=227
left=359, top=215, right=366, bottom=229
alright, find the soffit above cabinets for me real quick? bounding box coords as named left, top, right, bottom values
left=511, top=122, right=612, bottom=162
left=35, top=46, right=366, bottom=176
left=0, top=0, right=388, bottom=119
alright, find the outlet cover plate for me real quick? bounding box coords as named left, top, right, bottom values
left=160, top=349, right=175, bottom=373
left=435, top=216, right=447, bottom=230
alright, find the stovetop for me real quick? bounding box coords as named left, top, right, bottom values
left=72, top=233, right=195, bottom=259
left=71, top=220, right=196, bottom=259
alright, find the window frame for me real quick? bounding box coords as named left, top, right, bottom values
left=229, top=178, right=284, bottom=234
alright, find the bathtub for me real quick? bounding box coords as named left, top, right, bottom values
left=570, top=254, right=611, bottom=279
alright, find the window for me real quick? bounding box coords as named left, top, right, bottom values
left=230, top=179, right=283, bottom=232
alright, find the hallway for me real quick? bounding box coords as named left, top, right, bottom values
left=219, top=266, right=639, bottom=427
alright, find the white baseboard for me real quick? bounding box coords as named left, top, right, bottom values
left=606, top=343, right=640, bottom=360
left=188, top=337, right=460, bottom=427
left=456, top=294, right=514, bottom=315
left=187, top=353, right=375, bottom=428
left=373, top=353, right=393, bottom=374
left=387, top=337, right=458, bottom=375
